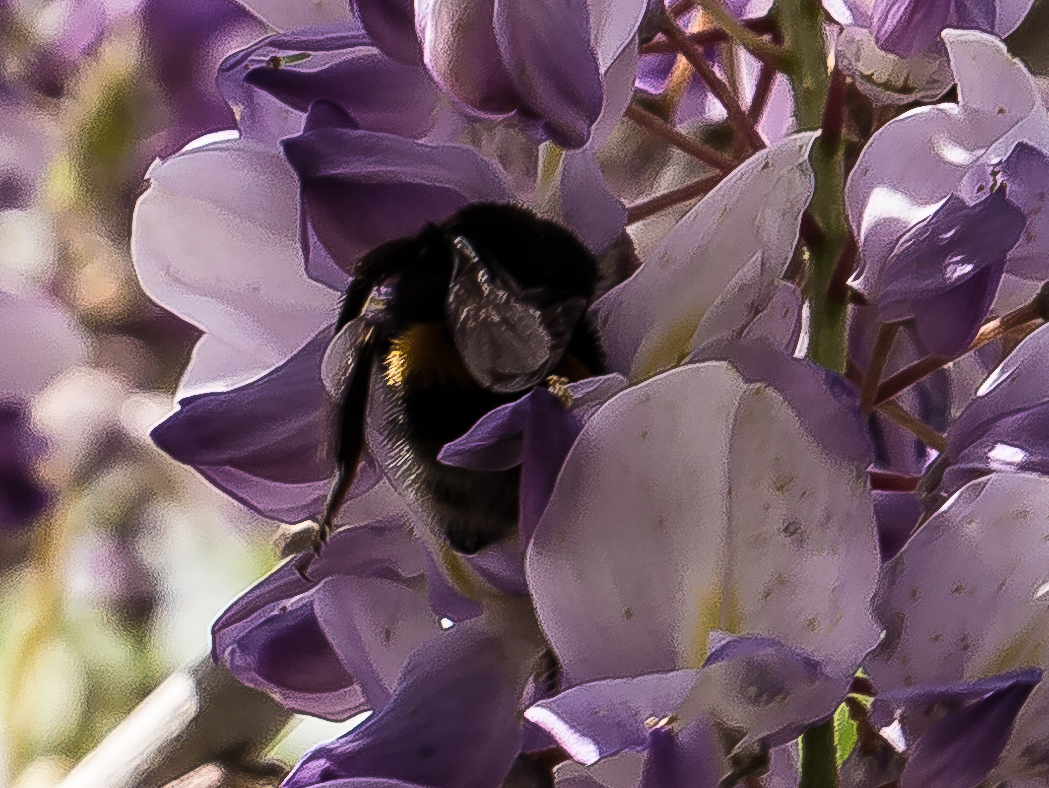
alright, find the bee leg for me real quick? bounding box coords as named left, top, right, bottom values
left=310, top=335, right=377, bottom=557
left=294, top=553, right=314, bottom=583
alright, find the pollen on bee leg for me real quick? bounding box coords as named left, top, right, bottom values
left=644, top=714, right=679, bottom=731
left=546, top=375, right=573, bottom=407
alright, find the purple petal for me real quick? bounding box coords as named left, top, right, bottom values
left=638, top=718, right=722, bottom=788
left=438, top=374, right=627, bottom=471
left=519, top=389, right=582, bottom=544
left=140, top=0, right=266, bottom=156
left=152, top=329, right=381, bottom=522
left=684, top=636, right=849, bottom=753
left=834, top=25, right=953, bottom=106
left=353, top=0, right=422, bottom=64
left=0, top=400, right=51, bottom=531
left=282, top=128, right=510, bottom=275
left=691, top=339, right=874, bottom=470
left=873, top=490, right=922, bottom=561
left=285, top=607, right=545, bottom=788
left=415, top=0, right=519, bottom=114
left=594, top=134, right=817, bottom=380
left=494, top=0, right=603, bottom=148
left=132, top=137, right=340, bottom=395
left=949, top=0, right=997, bottom=30
left=560, top=149, right=627, bottom=253
left=242, top=44, right=439, bottom=138
left=949, top=323, right=1049, bottom=456
left=871, top=0, right=951, bottom=57
left=213, top=517, right=440, bottom=720
left=998, top=142, right=1049, bottom=279
left=846, top=32, right=1045, bottom=303
left=869, top=670, right=1040, bottom=788
left=865, top=472, right=1049, bottom=782
left=525, top=671, right=704, bottom=763
left=234, top=0, right=353, bottom=29
left=877, top=191, right=1025, bottom=356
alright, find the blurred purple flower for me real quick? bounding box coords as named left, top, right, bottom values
left=0, top=288, right=87, bottom=531
left=0, top=402, right=50, bottom=531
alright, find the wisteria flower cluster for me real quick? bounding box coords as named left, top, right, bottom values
left=125, top=0, right=1049, bottom=786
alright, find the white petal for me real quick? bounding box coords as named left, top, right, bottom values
left=527, top=363, right=880, bottom=684
left=593, top=133, right=817, bottom=380
left=132, top=137, right=339, bottom=393
left=587, top=0, right=646, bottom=73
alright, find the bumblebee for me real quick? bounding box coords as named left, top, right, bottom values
left=317, top=203, right=609, bottom=556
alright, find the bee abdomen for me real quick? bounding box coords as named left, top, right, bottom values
left=367, top=338, right=521, bottom=555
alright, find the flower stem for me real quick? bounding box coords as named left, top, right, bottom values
left=875, top=295, right=1048, bottom=406
left=776, top=0, right=848, bottom=373
left=662, top=18, right=766, bottom=152
left=626, top=104, right=736, bottom=171
left=626, top=173, right=724, bottom=223
left=641, top=16, right=776, bottom=54
left=860, top=322, right=899, bottom=414
left=800, top=719, right=839, bottom=788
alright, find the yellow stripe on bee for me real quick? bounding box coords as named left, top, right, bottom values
left=384, top=323, right=475, bottom=388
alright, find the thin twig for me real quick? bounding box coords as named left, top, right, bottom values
left=877, top=400, right=947, bottom=452
left=641, top=17, right=776, bottom=54
left=661, top=18, right=765, bottom=152
left=626, top=173, right=724, bottom=223
left=875, top=298, right=1045, bottom=406
left=827, top=232, right=858, bottom=302
left=626, top=104, right=737, bottom=171
left=861, top=322, right=899, bottom=414
left=747, top=59, right=777, bottom=124
left=868, top=470, right=921, bottom=492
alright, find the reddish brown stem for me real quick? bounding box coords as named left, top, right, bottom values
left=868, top=470, right=921, bottom=492
left=861, top=322, right=899, bottom=414
left=661, top=19, right=765, bottom=152
left=747, top=59, right=777, bottom=124
left=641, top=17, right=776, bottom=54
left=875, top=298, right=1045, bottom=406
left=828, top=232, right=858, bottom=303
left=626, top=173, right=724, bottom=223
left=626, top=104, right=736, bottom=171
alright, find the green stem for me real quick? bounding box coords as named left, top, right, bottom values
left=775, top=0, right=848, bottom=373
left=800, top=719, right=840, bottom=788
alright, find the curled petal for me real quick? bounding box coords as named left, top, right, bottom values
left=285, top=601, right=545, bottom=788
left=495, top=0, right=603, bottom=148
left=415, top=0, right=518, bottom=114
left=353, top=0, right=422, bottom=64
left=594, top=133, right=817, bottom=380
left=213, top=518, right=439, bottom=720
left=283, top=128, right=510, bottom=274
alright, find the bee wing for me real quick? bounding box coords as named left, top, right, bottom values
left=446, top=236, right=566, bottom=393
